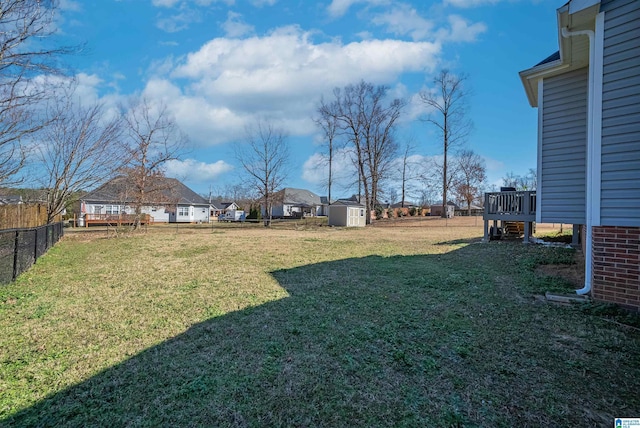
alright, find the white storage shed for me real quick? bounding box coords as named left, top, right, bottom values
left=328, top=203, right=366, bottom=227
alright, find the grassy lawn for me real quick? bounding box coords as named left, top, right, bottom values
left=1, top=220, right=639, bottom=426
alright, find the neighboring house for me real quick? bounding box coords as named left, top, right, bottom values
left=519, top=0, right=639, bottom=310
left=391, top=201, right=417, bottom=209
left=271, top=188, right=322, bottom=218
left=430, top=202, right=457, bottom=218
left=81, top=176, right=211, bottom=224
left=0, top=195, right=23, bottom=205
left=455, top=204, right=484, bottom=216
left=328, top=200, right=366, bottom=227
left=318, top=196, right=330, bottom=216
left=210, top=200, right=239, bottom=218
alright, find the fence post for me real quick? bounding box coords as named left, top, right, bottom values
left=34, top=227, right=38, bottom=261
left=12, top=230, right=19, bottom=281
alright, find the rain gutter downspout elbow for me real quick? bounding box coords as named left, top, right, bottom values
left=561, top=26, right=595, bottom=296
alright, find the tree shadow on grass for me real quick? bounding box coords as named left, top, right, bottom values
left=3, top=246, right=639, bottom=427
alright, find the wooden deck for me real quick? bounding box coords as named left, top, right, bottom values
left=483, top=191, right=536, bottom=242
left=82, top=213, right=154, bottom=227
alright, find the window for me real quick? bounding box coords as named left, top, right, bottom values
left=106, top=205, right=120, bottom=215
left=178, top=206, right=189, bottom=216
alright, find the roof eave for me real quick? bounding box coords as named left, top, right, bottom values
left=519, top=59, right=569, bottom=107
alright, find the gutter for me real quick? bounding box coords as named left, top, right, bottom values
left=561, top=26, right=594, bottom=296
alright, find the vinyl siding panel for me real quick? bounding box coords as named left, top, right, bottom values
left=540, top=68, right=588, bottom=224
left=600, top=0, right=640, bottom=227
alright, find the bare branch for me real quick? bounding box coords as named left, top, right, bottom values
left=0, top=0, right=78, bottom=184
left=121, top=97, right=188, bottom=228
left=420, top=70, right=472, bottom=217
left=234, top=120, right=289, bottom=226
left=36, top=86, right=126, bottom=223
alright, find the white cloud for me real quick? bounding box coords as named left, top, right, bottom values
left=371, top=4, right=434, bottom=41
left=151, top=26, right=441, bottom=146
left=173, top=26, right=440, bottom=87
left=142, top=78, right=248, bottom=146
left=164, top=158, right=234, bottom=182
left=221, top=11, right=254, bottom=38
left=302, top=148, right=357, bottom=192
left=438, top=15, right=487, bottom=42
left=156, top=9, right=201, bottom=33
left=251, top=0, right=277, bottom=6
left=59, top=0, right=81, bottom=11
left=371, top=7, right=486, bottom=44
left=444, top=0, right=502, bottom=8
left=152, top=0, right=179, bottom=7
left=326, top=0, right=389, bottom=18
left=152, top=0, right=235, bottom=8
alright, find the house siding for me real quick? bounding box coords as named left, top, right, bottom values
left=540, top=68, right=588, bottom=224
left=600, top=0, right=640, bottom=227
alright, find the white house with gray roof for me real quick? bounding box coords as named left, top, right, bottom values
left=81, top=176, right=211, bottom=224
left=270, top=188, right=323, bottom=218
left=519, top=0, right=640, bottom=310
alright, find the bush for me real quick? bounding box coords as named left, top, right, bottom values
left=387, top=207, right=394, bottom=218
left=246, top=205, right=262, bottom=220
left=417, top=207, right=423, bottom=216
left=409, top=207, right=416, bottom=216
left=374, top=206, right=384, bottom=220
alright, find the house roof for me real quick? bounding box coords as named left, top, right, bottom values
left=210, top=200, right=236, bottom=210
left=390, top=201, right=416, bottom=208
left=82, top=176, right=209, bottom=206
left=519, top=0, right=600, bottom=106
left=535, top=51, right=560, bottom=67
left=278, top=188, right=321, bottom=206
left=0, top=195, right=23, bottom=205
left=333, top=199, right=365, bottom=207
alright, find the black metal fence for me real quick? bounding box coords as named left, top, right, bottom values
left=0, top=222, right=64, bottom=285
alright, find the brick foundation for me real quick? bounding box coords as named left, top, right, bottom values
left=591, top=226, right=640, bottom=311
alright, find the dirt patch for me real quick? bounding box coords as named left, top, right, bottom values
left=535, top=251, right=585, bottom=287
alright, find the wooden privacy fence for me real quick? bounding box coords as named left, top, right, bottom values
left=0, top=204, right=57, bottom=229
left=0, top=222, right=64, bottom=285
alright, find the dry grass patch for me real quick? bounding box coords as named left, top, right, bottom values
left=1, top=222, right=639, bottom=427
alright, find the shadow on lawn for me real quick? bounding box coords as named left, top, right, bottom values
left=3, top=245, right=638, bottom=427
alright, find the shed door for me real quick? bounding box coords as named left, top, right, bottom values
left=348, top=208, right=358, bottom=226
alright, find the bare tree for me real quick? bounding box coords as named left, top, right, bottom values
left=37, top=90, right=125, bottom=223
left=396, top=140, right=422, bottom=207
left=0, top=0, right=76, bottom=185
left=234, top=120, right=289, bottom=226
left=502, top=168, right=537, bottom=190
left=453, top=149, right=486, bottom=215
left=122, top=97, right=187, bottom=228
left=314, top=99, right=340, bottom=205
left=420, top=70, right=471, bottom=218
left=320, top=81, right=405, bottom=223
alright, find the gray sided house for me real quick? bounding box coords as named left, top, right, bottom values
left=271, top=188, right=322, bottom=218
left=81, top=176, right=210, bottom=224
left=519, top=0, right=640, bottom=310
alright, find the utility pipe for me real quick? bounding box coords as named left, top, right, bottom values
left=561, top=26, right=594, bottom=295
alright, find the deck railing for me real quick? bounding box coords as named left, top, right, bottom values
left=483, top=191, right=536, bottom=221
left=82, top=213, right=153, bottom=226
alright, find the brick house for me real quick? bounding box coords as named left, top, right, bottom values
left=519, top=0, right=639, bottom=310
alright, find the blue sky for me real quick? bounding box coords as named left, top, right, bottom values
left=54, top=0, right=561, bottom=199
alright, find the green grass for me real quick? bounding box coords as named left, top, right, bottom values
left=1, top=224, right=639, bottom=427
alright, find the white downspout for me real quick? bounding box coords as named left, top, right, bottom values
left=561, top=26, right=594, bottom=295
